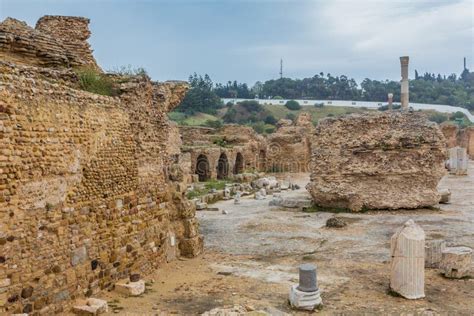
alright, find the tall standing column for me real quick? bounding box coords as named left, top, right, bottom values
left=400, top=56, right=409, bottom=111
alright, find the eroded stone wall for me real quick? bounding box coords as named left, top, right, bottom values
left=441, top=123, right=474, bottom=159
left=0, top=16, right=99, bottom=70
left=0, top=16, right=201, bottom=314
left=307, top=112, right=446, bottom=212
left=266, top=113, right=314, bottom=172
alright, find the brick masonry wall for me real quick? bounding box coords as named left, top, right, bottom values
left=0, top=59, right=202, bottom=314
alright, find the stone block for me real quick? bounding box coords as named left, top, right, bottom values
left=179, top=235, right=204, bottom=258
left=195, top=202, right=208, bottom=210
left=440, top=246, right=472, bottom=278
left=71, top=246, right=88, bottom=266
left=438, top=189, right=451, bottom=204
left=72, top=298, right=108, bottom=315
left=425, top=239, right=446, bottom=268
left=115, top=280, right=145, bottom=296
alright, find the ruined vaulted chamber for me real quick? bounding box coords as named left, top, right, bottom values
left=306, top=112, right=447, bottom=212
left=0, top=15, right=202, bottom=314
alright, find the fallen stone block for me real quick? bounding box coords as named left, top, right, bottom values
left=425, top=239, right=446, bottom=268
left=115, top=280, right=145, bottom=296
left=195, top=202, right=208, bottom=210
left=307, top=112, right=446, bottom=211
left=269, top=197, right=312, bottom=209
left=326, top=217, right=347, bottom=228
left=440, top=246, right=472, bottom=278
left=73, top=298, right=108, bottom=315
left=439, top=189, right=451, bottom=204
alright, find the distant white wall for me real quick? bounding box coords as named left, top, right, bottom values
left=221, top=98, right=474, bottom=122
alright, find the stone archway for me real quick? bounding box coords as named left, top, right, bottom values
left=233, top=152, right=244, bottom=174
left=196, top=154, right=210, bottom=182
left=217, top=153, right=229, bottom=180
left=258, top=150, right=266, bottom=172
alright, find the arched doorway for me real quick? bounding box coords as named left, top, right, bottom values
left=258, top=150, right=266, bottom=172
left=233, top=152, right=244, bottom=174
left=196, top=154, right=210, bottom=181
left=217, top=153, right=229, bottom=180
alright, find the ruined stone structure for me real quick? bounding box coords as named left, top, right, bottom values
left=0, top=16, right=100, bottom=70
left=266, top=113, right=314, bottom=173
left=0, top=16, right=202, bottom=314
left=441, top=123, right=474, bottom=159
left=179, top=125, right=266, bottom=181
left=307, top=112, right=446, bottom=211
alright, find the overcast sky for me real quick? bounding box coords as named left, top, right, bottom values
left=1, top=0, right=472, bottom=85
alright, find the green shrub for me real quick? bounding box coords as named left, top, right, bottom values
left=452, top=111, right=466, bottom=119
left=76, top=68, right=117, bottom=96
left=239, top=100, right=263, bottom=113
left=264, top=115, right=277, bottom=125
left=285, top=113, right=296, bottom=121
left=251, top=121, right=266, bottom=134
left=285, top=100, right=301, bottom=110
left=204, top=119, right=223, bottom=128
left=428, top=112, right=448, bottom=124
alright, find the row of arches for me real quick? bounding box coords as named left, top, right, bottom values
left=195, top=152, right=245, bottom=181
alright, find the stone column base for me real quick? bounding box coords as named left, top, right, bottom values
left=289, top=284, right=322, bottom=311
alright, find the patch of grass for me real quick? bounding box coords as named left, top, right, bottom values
left=264, top=104, right=370, bottom=125
left=108, top=64, right=148, bottom=77
left=186, top=180, right=230, bottom=200
left=75, top=67, right=118, bottom=96
left=204, top=179, right=229, bottom=191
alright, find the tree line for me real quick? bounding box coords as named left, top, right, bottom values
left=175, top=69, right=474, bottom=115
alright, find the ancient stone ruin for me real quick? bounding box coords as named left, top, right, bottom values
left=306, top=112, right=446, bottom=211
left=266, top=113, right=314, bottom=172
left=0, top=16, right=202, bottom=314
left=440, top=123, right=474, bottom=159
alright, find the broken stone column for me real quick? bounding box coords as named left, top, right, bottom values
left=400, top=56, right=409, bottom=111
left=390, top=219, right=425, bottom=299
left=234, top=191, right=241, bottom=204
left=440, top=246, right=472, bottom=278
left=438, top=189, right=451, bottom=204
left=448, top=147, right=468, bottom=175
left=425, top=239, right=446, bottom=268
left=289, top=264, right=322, bottom=310
left=388, top=93, right=394, bottom=111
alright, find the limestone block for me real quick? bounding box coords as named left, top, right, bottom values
left=440, top=246, right=472, bottom=278
left=390, top=219, right=425, bottom=299
left=73, top=298, right=108, bottom=315
left=289, top=285, right=322, bottom=311
left=115, top=280, right=145, bottom=296
left=438, top=189, right=451, bottom=204
left=179, top=235, right=204, bottom=258
left=425, top=239, right=446, bottom=268
left=269, top=196, right=312, bottom=209
left=71, top=246, right=88, bottom=266
left=196, top=202, right=208, bottom=210
left=234, top=192, right=241, bottom=205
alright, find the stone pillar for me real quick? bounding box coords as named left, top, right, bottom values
left=388, top=93, right=393, bottom=111
left=390, top=219, right=425, bottom=299
left=448, top=146, right=468, bottom=175
left=289, top=264, right=322, bottom=310
left=400, top=56, right=409, bottom=111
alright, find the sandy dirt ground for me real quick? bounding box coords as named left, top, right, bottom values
left=98, top=163, right=474, bottom=315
